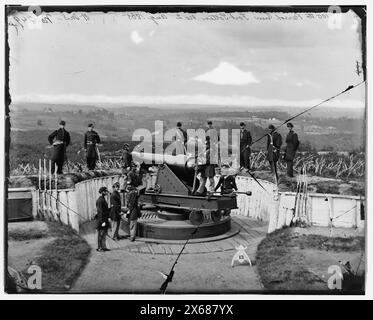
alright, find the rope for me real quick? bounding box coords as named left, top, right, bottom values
left=250, top=81, right=366, bottom=147
left=43, top=191, right=122, bottom=244
left=331, top=205, right=358, bottom=221
left=160, top=222, right=202, bottom=294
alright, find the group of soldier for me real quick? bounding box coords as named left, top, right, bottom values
left=48, top=121, right=101, bottom=173
left=47, top=118, right=299, bottom=251
left=48, top=121, right=141, bottom=251
left=174, top=120, right=299, bottom=195
left=94, top=162, right=144, bottom=251
left=48, top=119, right=299, bottom=179
left=95, top=177, right=142, bottom=252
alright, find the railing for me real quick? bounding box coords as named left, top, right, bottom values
left=75, top=175, right=127, bottom=222
left=20, top=162, right=365, bottom=234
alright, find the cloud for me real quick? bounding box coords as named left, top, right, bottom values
left=193, top=61, right=260, bottom=85
left=12, top=93, right=365, bottom=109
left=131, top=31, right=144, bottom=44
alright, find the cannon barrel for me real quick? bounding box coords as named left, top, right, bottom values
left=132, top=151, right=197, bottom=186
left=132, top=151, right=196, bottom=171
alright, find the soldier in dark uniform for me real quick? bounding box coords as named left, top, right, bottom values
left=206, top=121, right=219, bottom=166
left=214, top=164, right=238, bottom=195
left=174, top=122, right=188, bottom=155
left=126, top=185, right=142, bottom=242
left=48, top=120, right=71, bottom=174
left=195, top=137, right=216, bottom=195
left=96, top=186, right=111, bottom=252
left=266, top=124, right=282, bottom=179
left=284, top=122, right=299, bottom=177
left=126, top=164, right=142, bottom=189
left=120, top=143, right=132, bottom=171
left=84, top=123, right=101, bottom=170
left=110, top=182, right=125, bottom=240
left=176, top=122, right=188, bottom=144
left=239, top=122, right=252, bottom=171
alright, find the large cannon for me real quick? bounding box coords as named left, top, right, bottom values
left=132, top=152, right=237, bottom=234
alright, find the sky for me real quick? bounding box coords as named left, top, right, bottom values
left=8, top=10, right=366, bottom=108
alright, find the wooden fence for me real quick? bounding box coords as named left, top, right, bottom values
left=267, top=192, right=365, bottom=233
left=75, top=175, right=127, bottom=222
left=230, top=176, right=278, bottom=221
left=32, top=188, right=80, bottom=231
left=212, top=175, right=365, bottom=233
left=10, top=170, right=364, bottom=234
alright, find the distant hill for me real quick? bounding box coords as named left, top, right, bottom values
left=10, top=101, right=365, bottom=120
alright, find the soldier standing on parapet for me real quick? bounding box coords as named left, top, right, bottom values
left=239, top=122, right=252, bottom=172
left=48, top=120, right=71, bottom=174
left=266, top=124, right=282, bottom=178
left=84, top=123, right=101, bottom=171
left=175, top=122, right=188, bottom=155
left=206, top=120, right=219, bottom=166
left=284, top=122, right=300, bottom=178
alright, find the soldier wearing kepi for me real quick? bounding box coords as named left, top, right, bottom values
left=96, top=186, right=111, bottom=252
left=239, top=122, right=252, bottom=172
left=284, top=122, right=300, bottom=177
left=84, top=123, right=101, bottom=170
left=266, top=124, right=282, bottom=178
left=126, top=185, right=142, bottom=242
left=172, top=122, right=188, bottom=155
left=120, top=143, right=133, bottom=172
left=110, top=182, right=125, bottom=240
left=214, top=164, right=238, bottom=195
left=48, top=120, right=71, bottom=174
left=194, top=137, right=216, bottom=196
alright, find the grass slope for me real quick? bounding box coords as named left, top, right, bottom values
left=256, top=227, right=364, bottom=293
left=9, top=221, right=91, bottom=293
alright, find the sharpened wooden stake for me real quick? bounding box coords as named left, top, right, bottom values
left=49, top=160, right=52, bottom=219
left=37, top=159, right=41, bottom=216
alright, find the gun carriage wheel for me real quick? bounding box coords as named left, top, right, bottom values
left=211, top=210, right=222, bottom=222
left=189, top=210, right=204, bottom=225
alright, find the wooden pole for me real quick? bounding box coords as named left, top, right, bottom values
left=44, top=159, right=47, bottom=219
left=49, top=160, right=52, bottom=219
left=38, top=159, right=41, bottom=217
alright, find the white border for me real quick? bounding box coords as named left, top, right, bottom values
left=1, top=0, right=371, bottom=301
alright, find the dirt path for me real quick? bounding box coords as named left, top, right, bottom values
left=71, top=216, right=267, bottom=293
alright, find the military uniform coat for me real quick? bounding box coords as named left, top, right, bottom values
left=127, top=189, right=141, bottom=221
left=199, top=148, right=216, bottom=178
left=48, top=128, right=71, bottom=161
left=126, top=170, right=142, bottom=188
left=109, top=190, right=122, bottom=221
left=284, top=131, right=299, bottom=161
left=84, top=130, right=101, bottom=159
left=240, top=129, right=252, bottom=151
left=121, top=149, right=132, bottom=168
left=215, top=175, right=237, bottom=194
left=266, top=132, right=282, bottom=162
left=96, top=195, right=110, bottom=230
left=176, top=128, right=188, bottom=144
